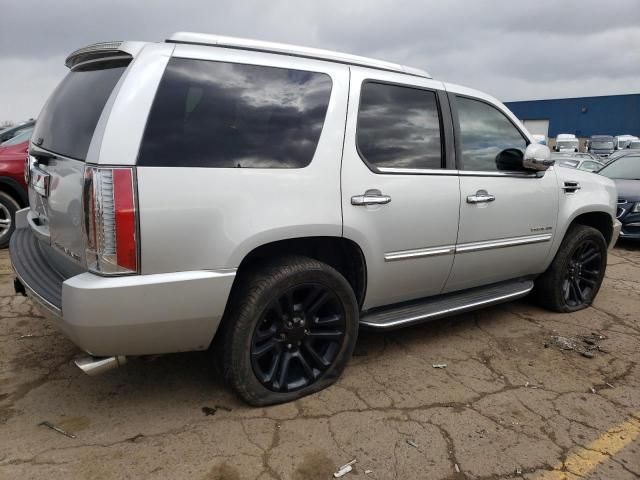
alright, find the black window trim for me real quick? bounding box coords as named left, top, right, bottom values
left=449, top=93, right=539, bottom=178
left=355, top=79, right=453, bottom=175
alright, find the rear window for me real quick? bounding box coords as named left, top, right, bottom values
left=138, top=58, right=333, bottom=168
left=33, top=61, right=128, bottom=160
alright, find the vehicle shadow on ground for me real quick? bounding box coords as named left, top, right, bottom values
left=68, top=298, right=537, bottom=412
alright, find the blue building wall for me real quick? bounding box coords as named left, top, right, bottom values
left=504, top=94, right=640, bottom=138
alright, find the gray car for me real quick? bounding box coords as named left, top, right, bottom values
left=10, top=33, right=620, bottom=405
left=553, top=153, right=605, bottom=172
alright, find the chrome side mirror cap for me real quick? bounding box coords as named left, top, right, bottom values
left=523, top=143, right=554, bottom=171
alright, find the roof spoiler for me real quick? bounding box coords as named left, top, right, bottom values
left=65, top=41, right=131, bottom=69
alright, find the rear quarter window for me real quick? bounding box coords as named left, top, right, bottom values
left=138, top=58, right=333, bottom=168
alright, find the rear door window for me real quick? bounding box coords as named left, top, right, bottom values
left=357, top=82, right=443, bottom=171
left=138, top=58, right=333, bottom=168
left=33, top=60, right=129, bottom=160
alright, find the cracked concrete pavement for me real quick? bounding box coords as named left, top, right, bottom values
left=0, top=243, right=638, bottom=480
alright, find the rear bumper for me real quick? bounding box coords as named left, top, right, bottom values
left=10, top=212, right=236, bottom=356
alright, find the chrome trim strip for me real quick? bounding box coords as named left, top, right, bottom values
left=457, top=170, right=539, bottom=178
left=455, top=233, right=552, bottom=253
left=377, top=167, right=458, bottom=176
left=384, top=245, right=455, bottom=262
left=377, top=167, right=540, bottom=178
left=625, top=222, right=640, bottom=227
left=384, top=234, right=552, bottom=262
left=360, top=284, right=533, bottom=328
left=11, top=264, right=62, bottom=318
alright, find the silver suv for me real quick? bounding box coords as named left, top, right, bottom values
left=11, top=33, right=621, bottom=406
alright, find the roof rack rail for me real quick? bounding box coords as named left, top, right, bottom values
left=166, top=32, right=431, bottom=79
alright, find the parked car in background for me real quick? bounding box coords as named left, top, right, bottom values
left=0, top=127, right=32, bottom=247
left=588, top=135, right=615, bottom=158
left=554, top=133, right=579, bottom=152
left=614, top=135, right=638, bottom=150
left=598, top=153, right=640, bottom=240
left=532, top=134, right=547, bottom=145
left=0, top=120, right=35, bottom=144
left=628, top=140, right=640, bottom=150
left=10, top=34, right=620, bottom=406
left=553, top=153, right=604, bottom=172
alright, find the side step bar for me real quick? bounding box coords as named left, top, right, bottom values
left=360, top=279, right=534, bottom=330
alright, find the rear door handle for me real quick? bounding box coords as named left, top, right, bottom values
left=351, top=189, right=392, bottom=206
left=466, top=190, right=495, bottom=204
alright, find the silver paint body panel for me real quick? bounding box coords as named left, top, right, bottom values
left=14, top=36, right=620, bottom=356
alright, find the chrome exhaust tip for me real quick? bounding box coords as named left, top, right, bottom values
left=74, top=355, right=127, bottom=376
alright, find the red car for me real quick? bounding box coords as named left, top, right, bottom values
left=0, top=128, right=31, bottom=247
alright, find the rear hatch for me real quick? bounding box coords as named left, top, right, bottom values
left=27, top=50, right=131, bottom=275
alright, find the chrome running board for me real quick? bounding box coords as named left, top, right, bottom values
left=360, top=279, right=533, bottom=330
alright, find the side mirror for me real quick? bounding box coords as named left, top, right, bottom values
left=523, top=143, right=554, bottom=171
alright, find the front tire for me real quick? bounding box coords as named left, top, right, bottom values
left=218, top=256, right=359, bottom=406
left=534, top=225, right=607, bottom=312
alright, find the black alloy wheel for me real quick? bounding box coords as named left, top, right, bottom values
left=534, top=225, right=607, bottom=313
left=562, top=239, right=602, bottom=307
left=217, top=255, right=358, bottom=406
left=251, top=283, right=346, bottom=392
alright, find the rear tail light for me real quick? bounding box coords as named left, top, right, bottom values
left=83, top=166, right=139, bottom=275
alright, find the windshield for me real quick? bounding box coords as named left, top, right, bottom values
left=579, top=161, right=602, bottom=172
left=558, top=159, right=579, bottom=168
left=591, top=141, right=614, bottom=149
left=0, top=127, right=33, bottom=146
left=32, top=60, right=129, bottom=160
left=598, top=155, right=640, bottom=179
left=557, top=141, right=577, bottom=149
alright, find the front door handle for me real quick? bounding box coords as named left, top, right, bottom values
left=351, top=189, right=392, bottom=206
left=466, top=190, right=495, bottom=204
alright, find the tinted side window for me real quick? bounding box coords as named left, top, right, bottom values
left=457, top=96, right=527, bottom=171
left=138, top=58, right=332, bottom=168
left=357, top=82, right=442, bottom=170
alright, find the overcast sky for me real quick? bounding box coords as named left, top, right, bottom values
left=1, top=0, right=639, bottom=122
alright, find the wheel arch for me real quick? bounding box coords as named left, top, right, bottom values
left=541, top=208, right=615, bottom=274
left=231, top=236, right=367, bottom=309
left=0, top=177, right=28, bottom=207
left=568, top=211, right=614, bottom=245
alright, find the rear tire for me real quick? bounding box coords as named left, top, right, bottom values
left=217, top=255, right=358, bottom=406
left=534, top=225, right=607, bottom=312
left=0, top=192, right=20, bottom=249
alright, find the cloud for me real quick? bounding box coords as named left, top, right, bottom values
left=0, top=0, right=639, bottom=121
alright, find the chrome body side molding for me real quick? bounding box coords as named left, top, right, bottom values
left=384, top=233, right=553, bottom=261
left=384, top=245, right=455, bottom=262
left=455, top=233, right=553, bottom=253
